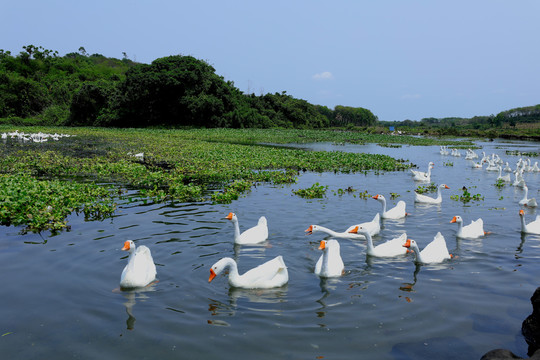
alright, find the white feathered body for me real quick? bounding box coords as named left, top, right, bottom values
left=120, top=244, right=157, bottom=288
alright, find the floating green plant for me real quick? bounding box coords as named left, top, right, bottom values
left=494, top=179, right=507, bottom=189
left=377, top=143, right=402, bottom=148
left=0, top=174, right=117, bottom=233
left=506, top=150, right=538, bottom=157
left=333, top=186, right=357, bottom=196
left=450, top=187, right=484, bottom=203
left=415, top=182, right=437, bottom=194
left=357, top=190, right=371, bottom=199
left=293, top=183, right=328, bottom=198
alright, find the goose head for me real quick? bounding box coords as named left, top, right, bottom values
left=319, top=239, right=340, bottom=251
left=450, top=216, right=463, bottom=224
left=402, top=239, right=418, bottom=250
left=305, top=225, right=316, bottom=235
left=348, top=225, right=368, bottom=235
left=208, top=258, right=231, bottom=282
left=122, top=240, right=136, bottom=253
left=372, top=194, right=385, bottom=202
left=225, top=212, right=238, bottom=222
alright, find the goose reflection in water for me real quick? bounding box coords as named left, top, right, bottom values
left=399, top=263, right=421, bottom=295
left=115, top=283, right=157, bottom=330
left=207, top=286, right=288, bottom=325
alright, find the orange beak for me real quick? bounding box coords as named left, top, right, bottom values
left=121, top=241, right=130, bottom=251
left=372, top=195, right=379, bottom=200
left=450, top=216, right=457, bottom=223
left=318, top=240, right=326, bottom=250
left=444, top=185, right=450, bottom=189
left=225, top=212, right=233, bottom=220
left=208, top=268, right=217, bottom=282
left=402, top=239, right=411, bottom=248
left=348, top=226, right=359, bottom=234
left=305, top=225, right=313, bottom=235
left=520, top=209, right=525, bottom=216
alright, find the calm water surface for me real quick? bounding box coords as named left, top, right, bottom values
left=1, top=139, right=540, bottom=359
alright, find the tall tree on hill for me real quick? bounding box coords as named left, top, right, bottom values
left=113, top=55, right=238, bottom=127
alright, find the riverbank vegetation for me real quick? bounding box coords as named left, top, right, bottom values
left=0, top=45, right=376, bottom=129
left=381, top=104, right=540, bottom=140
left=2, top=45, right=538, bottom=139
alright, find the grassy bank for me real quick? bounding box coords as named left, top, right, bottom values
left=0, top=127, right=470, bottom=233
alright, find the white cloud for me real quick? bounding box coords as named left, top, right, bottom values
left=312, top=71, right=334, bottom=80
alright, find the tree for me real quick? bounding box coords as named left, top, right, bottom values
left=333, top=105, right=377, bottom=127
left=114, top=55, right=239, bottom=127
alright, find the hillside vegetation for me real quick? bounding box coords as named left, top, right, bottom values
left=0, top=45, right=376, bottom=129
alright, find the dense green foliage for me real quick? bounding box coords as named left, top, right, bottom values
left=0, top=45, right=134, bottom=125
left=0, top=45, right=376, bottom=129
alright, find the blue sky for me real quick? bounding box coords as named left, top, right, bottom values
left=3, top=1, right=540, bottom=121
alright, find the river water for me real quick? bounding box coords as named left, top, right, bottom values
left=1, top=138, right=540, bottom=359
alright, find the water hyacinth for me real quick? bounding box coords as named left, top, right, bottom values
left=0, top=126, right=443, bottom=232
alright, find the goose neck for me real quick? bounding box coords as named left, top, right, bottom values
left=455, top=220, right=463, bottom=236
left=319, top=226, right=339, bottom=237
left=231, top=219, right=241, bottom=241
left=364, top=231, right=374, bottom=252
left=410, top=243, right=423, bottom=263
left=379, top=198, right=387, bottom=213
left=436, top=186, right=443, bottom=200
left=221, top=257, right=240, bottom=283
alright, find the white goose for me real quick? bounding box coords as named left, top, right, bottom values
left=305, top=213, right=380, bottom=239
left=314, top=240, right=345, bottom=277
left=225, top=212, right=268, bottom=244
left=519, top=185, right=538, bottom=207
left=414, top=184, right=450, bottom=204
left=465, top=149, right=478, bottom=160
left=513, top=170, right=526, bottom=188
left=120, top=240, right=157, bottom=289
left=519, top=210, right=540, bottom=235
left=503, top=162, right=513, bottom=172
left=208, top=256, right=288, bottom=289
left=372, top=194, right=408, bottom=219
left=349, top=226, right=408, bottom=257
left=411, top=162, right=434, bottom=182
left=450, top=215, right=486, bottom=239
left=497, top=165, right=511, bottom=183
left=402, top=232, right=452, bottom=264
left=471, top=161, right=483, bottom=169
left=485, top=160, right=499, bottom=171
left=526, top=159, right=534, bottom=172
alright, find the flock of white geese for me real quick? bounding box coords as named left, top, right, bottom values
left=1, top=130, right=73, bottom=142
left=119, top=145, right=540, bottom=290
